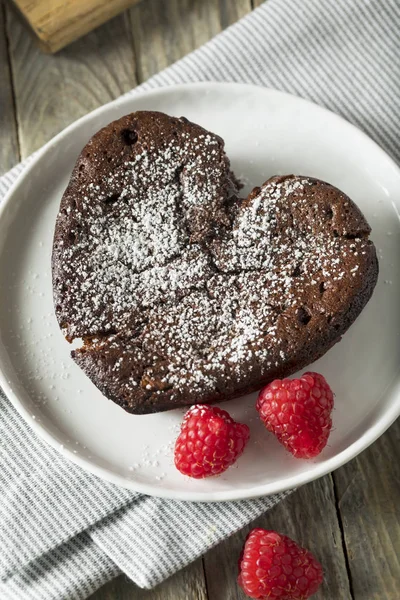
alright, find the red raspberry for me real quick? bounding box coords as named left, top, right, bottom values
left=256, top=372, right=333, bottom=459
left=238, top=528, right=323, bottom=599
left=174, top=404, right=250, bottom=478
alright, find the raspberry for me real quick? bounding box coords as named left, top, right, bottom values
left=174, top=404, right=250, bottom=478
left=238, top=528, right=323, bottom=599
left=256, top=372, right=333, bottom=459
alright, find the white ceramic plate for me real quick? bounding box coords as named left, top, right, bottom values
left=0, top=83, right=399, bottom=502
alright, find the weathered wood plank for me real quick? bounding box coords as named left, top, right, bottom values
left=90, top=558, right=207, bottom=599
left=0, top=1, right=19, bottom=176
left=333, top=420, right=400, bottom=600
left=218, top=0, right=253, bottom=29
left=203, top=476, right=352, bottom=600
left=5, top=6, right=137, bottom=157
left=129, top=0, right=252, bottom=82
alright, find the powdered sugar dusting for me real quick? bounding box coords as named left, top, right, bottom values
left=53, top=115, right=373, bottom=411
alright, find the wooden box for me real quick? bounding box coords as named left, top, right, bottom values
left=10, top=0, right=142, bottom=53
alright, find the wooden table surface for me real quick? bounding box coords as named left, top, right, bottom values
left=1, top=0, right=399, bottom=598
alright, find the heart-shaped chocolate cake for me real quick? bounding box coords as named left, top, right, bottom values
left=52, top=111, right=378, bottom=414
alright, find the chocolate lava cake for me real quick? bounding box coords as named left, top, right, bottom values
left=52, top=111, right=378, bottom=414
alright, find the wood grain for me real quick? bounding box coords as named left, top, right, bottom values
left=90, top=558, right=207, bottom=599
left=5, top=6, right=137, bottom=157
left=0, top=1, right=19, bottom=175
left=203, top=476, right=352, bottom=600
left=10, top=0, right=142, bottom=53
left=333, top=419, right=400, bottom=600
left=129, top=0, right=252, bottom=82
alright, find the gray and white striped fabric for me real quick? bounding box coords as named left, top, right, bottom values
left=1, top=0, right=399, bottom=598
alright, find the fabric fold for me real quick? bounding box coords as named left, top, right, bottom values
left=0, top=396, right=136, bottom=581
left=0, top=533, right=120, bottom=600
left=89, top=492, right=291, bottom=589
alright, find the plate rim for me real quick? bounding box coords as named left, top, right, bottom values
left=1, top=81, right=399, bottom=502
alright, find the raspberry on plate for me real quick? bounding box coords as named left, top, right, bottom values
left=256, top=372, right=334, bottom=459
left=174, top=404, right=250, bottom=478
left=238, top=528, right=323, bottom=599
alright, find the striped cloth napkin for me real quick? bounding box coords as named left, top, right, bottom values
left=0, top=0, right=399, bottom=598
